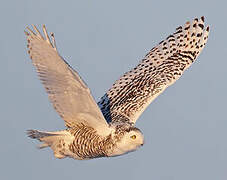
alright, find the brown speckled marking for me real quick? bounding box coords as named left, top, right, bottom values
left=67, top=124, right=115, bottom=159
left=66, top=123, right=139, bottom=159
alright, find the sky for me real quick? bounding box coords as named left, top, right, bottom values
left=1, top=0, right=227, bottom=179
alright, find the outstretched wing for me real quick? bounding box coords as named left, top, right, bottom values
left=98, top=17, right=209, bottom=125
left=25, top=25, right=111, bottom=136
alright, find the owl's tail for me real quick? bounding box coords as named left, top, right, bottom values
left=27, top=129, right=71, bottom=159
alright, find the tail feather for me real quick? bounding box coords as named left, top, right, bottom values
left=26, top=129, right=70, bottom=159
left=27, top=129, right=57, bottom=140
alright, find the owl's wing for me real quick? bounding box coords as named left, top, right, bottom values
left=98, top=17, right=209, bottom=125
left=25, top=25, right=111, bottom=136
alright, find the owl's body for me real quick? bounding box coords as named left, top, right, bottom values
left=28, top=123, right=143, bottom=160
left=25, top=17, right=209, bottom=160
left=28, top=128, right=110, bottom=160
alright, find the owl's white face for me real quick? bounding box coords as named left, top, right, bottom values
left=109, top=129, right=144, bottom=157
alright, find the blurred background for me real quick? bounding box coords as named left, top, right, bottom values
left=1, top=0, right=226, bottom=179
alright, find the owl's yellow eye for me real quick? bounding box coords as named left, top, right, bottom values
left=130, top=135, right=136, bottom=140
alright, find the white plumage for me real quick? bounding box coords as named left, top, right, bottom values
left=26, top=17, right=209, bottom=160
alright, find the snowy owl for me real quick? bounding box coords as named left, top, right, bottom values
left=26, top=16, right=209, bottom=160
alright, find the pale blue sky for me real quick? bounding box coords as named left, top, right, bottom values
left=1, top=0, right=227, bottom=179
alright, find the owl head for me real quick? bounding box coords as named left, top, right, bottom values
left=109, top=127, right=144, bottom=157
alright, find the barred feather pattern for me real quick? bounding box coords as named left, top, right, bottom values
left=67, top=124, right=139, bottom=159
left=68, top=124, right=115, bottom=159
left=98, top=16, right=209, bottom=124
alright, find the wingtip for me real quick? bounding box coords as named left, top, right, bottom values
left=26, top=26, right=35, bottom=35
left=194, top=18, right=199, bottom=22
left=31, top=24, right=38, bottom=32
left=42, top=24, right=51, bottom=44
left=201, top=16, right=205, bottom=22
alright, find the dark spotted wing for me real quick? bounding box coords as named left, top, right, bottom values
left=98, top=17, right=209, bottom=124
